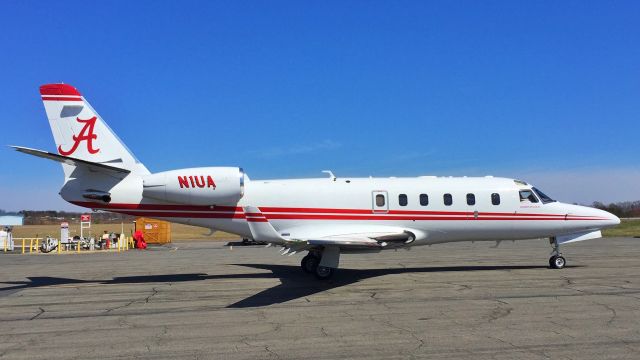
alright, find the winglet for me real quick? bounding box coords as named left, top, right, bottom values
left=243, top=206, right=285, bottom=244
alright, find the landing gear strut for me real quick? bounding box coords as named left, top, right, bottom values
left=300, top=247, right=340, bottom=280
left=549, top=237, right=566, bottom=269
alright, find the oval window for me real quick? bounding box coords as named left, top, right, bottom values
left=399, top=194, right=408, bottom=206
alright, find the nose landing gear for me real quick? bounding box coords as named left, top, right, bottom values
left=549, top=254, right=566, bottom=269
left=549, top=237, right=566, bottom=269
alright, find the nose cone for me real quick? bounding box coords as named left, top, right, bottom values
left=592, top=208, right=620, bottom=229
left=605, top=211, right=621, bottom=227
left=564, top=204, right=621, bottom=230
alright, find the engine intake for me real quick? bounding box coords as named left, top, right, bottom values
left=142, top=167, right=245, bottom=205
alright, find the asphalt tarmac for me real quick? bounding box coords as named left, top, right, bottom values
left=1, top=237, right=639, bottom=359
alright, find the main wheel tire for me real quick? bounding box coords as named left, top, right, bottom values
left=315, top=266, right=334, bottom=280
left=550, top=255, right=566, bottom=269
left=301, top=254, right=320, bottom=273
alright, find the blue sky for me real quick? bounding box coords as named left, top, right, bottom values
left=1, top=1, right=639, bottom=211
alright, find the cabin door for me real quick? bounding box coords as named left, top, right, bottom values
left=372, top=191, right=389, bottom=213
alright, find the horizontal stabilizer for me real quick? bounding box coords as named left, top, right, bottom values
left=11, top=146, right=130, bottom=176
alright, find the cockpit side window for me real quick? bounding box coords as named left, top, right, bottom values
left=519, top=190, right=539, bottom=203
left=533, top=187, right=556, bottom=204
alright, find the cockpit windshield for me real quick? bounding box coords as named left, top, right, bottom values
left=532, top=187, right=556, bottom=204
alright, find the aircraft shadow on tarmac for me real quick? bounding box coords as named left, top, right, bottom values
left=0, top=264, right=562, bottom=308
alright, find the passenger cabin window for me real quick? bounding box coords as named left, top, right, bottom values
left=419, top=193, right=429, bottom=206
left=466, top=193, right=475, bottom=206
left=519, top=190, right=539, bottom=203
left=399, top=194, right=408, bottom=206
left=443, top=193, right=452, bottom=206
left=491, top=193, right=501, bottom=205
left=376, top=194, right=386, bottom=207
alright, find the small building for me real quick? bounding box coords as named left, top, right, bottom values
left=1, top=214, right=23, bottom=251
left=0, top=215, right=23, bottom=226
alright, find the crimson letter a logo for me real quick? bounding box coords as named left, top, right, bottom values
left=58, top=117, right=100, bottom=156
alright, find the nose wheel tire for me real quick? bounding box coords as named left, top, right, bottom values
left=315, top=266, right=334, bottom=280
left=301, top=254, right=320, bottom=273
left=549, top=255, right=566, bottom=269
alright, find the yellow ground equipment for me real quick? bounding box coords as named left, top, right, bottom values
left=136, top=217, right=171, bottom=244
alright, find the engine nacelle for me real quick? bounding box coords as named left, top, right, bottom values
left=142, top=167, right=245, bottom=205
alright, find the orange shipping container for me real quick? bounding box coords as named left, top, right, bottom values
left=135, top=217, right=171, bottom=244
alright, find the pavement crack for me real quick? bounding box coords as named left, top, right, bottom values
left=486, top=335, right=551, bottom=359
left=240, top=338, right=253, bottom=348
left=145, top=287, right=158, bottom=303
left=105, top=299, right=136, bottom=313
left=264, top=345, right=280, bottom=359
left=594, top=302, right=618, bottom=326
left=105, top=287, right=159, bottom=313
left=320, top=327, right=329, bottom=337
left=549, top=321, right=576, bottom=339
left=30, top=307, right=45, bottom=320
left=368, top=315, right=424, bottom=355
left=445, top=282, right=472, bottom=291
left=154, top=325, right=169, bottom=346
left=241, top=338, right=280, bottom=359
left=488, top=304, right=513, bottom=322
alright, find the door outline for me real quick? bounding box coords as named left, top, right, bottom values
left=372, top=190, right=389, bottom=214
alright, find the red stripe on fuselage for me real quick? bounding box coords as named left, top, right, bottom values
left=70, top=201, right=608, bottom=221
left=96, top=211, right=607, bottom=222
left=71, top=201, right=241, bottom=212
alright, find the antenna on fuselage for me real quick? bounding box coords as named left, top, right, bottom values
left=322, top=170, right=337, bottom=181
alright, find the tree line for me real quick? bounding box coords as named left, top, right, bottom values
left=591, top=201, right=640, bottom=218
left=1, top=210, right=136, bottom=225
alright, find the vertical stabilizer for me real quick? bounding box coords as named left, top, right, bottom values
left=40, top=84, right=149, bottom=176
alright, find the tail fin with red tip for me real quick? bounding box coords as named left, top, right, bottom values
left=39, top=83, right=149, bottom=175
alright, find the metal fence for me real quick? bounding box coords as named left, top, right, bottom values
left=4, top=237, right=134, bottom=254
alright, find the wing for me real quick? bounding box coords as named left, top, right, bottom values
left=243, top=206, right=419, bottom=253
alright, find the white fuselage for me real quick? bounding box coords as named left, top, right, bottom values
left=70, top=175, right=619, bottom=248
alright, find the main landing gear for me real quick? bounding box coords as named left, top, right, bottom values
left=549, top=237, right=566, bottom=269
left=300, top=247, right=340, bottom=280
left=301, top=253, right=320, bottom=273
